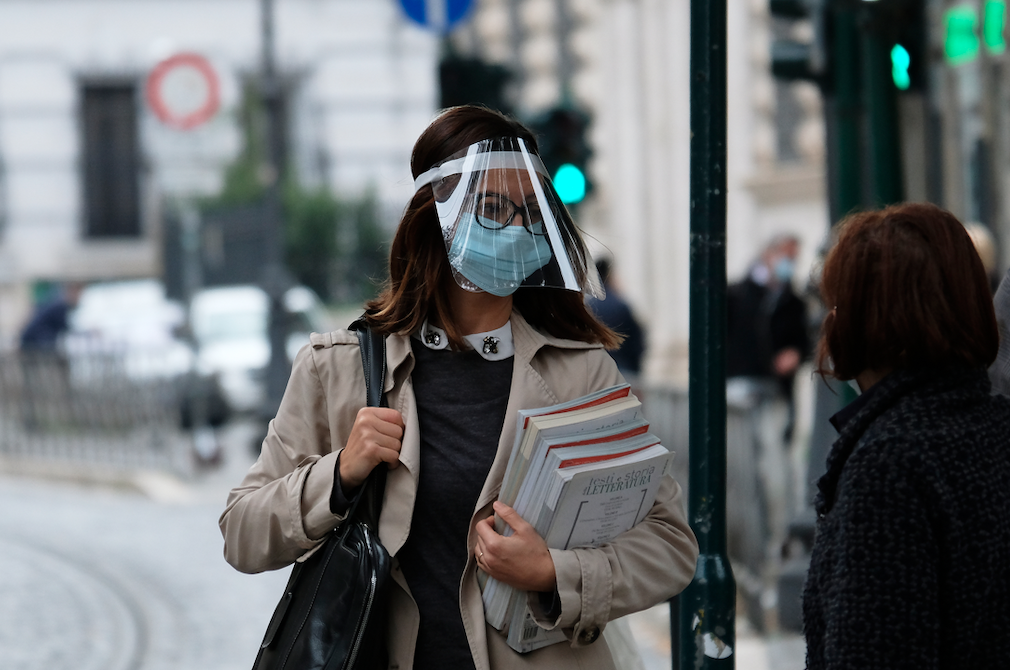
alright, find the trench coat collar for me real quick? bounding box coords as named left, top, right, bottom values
left=815, top=366, right=991, bottom=516
left=383, top=308, right=603, bottom=397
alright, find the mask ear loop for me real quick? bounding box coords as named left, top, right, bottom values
left=517, top=138, right=580, bottom=292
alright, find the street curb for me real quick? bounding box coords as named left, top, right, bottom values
left=0, top=455, right=194, bottom=503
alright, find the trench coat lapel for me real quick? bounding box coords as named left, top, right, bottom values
left=473, top=312, right=561, bottom=513
left=466, top=312, right=560, bottom=670
left=377, top=329, right=419, bottom=555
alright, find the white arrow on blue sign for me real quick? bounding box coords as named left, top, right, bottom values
left=399, top=0, right=474, bottom=32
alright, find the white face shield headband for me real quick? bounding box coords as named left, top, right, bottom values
left=413, top=136, right=604, bottom=299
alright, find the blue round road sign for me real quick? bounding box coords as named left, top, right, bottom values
left=399, top=0, right=474, bottom=31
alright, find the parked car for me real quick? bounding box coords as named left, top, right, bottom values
left=66, top=279, right=230, bottom=432
left=189, top=284, right=331, bottom=414
left=67, top=279, right=193, bottom=381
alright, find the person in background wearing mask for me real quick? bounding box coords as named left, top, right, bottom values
left=727, top=234, right=809, bottom=404
left=725, top=235, right=811, bottom=567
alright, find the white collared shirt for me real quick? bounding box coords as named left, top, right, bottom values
left=414, top=318, right=514, bottom=361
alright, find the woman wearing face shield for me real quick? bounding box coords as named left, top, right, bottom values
left=219, top=105, right=699, bottom=670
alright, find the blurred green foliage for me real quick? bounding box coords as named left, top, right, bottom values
left=202, top=82, right=388, bottom=304
left=284, top=184, right=386, bottom=305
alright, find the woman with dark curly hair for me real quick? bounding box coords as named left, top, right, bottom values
left=803, top=202, right=1010, bottom=669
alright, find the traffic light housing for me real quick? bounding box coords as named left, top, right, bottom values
left=530, top=107, right=592, bottom=205
left=769, top=0, right=927, bottom=92
left=439, top=55, right=513, bottom=115
left=769, top=0, right=826, bottom=84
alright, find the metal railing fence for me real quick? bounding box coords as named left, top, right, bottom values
left=0, top=357, right=785, bottom=626
left=642, top=382, right=791, bottom=632
left=0, top=350, right=193, bottom=476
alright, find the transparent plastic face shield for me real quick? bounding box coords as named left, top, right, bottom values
left=413, top=136, right=604, bottom=299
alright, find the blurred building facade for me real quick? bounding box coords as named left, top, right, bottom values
left=2, top=0, right=1008, bottom=383
left=0, top=0, right=437, bottom=346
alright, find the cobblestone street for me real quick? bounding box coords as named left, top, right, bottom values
left=0, top=421, right=289, bottom=670
left=0, top=419, right=803, bottom=670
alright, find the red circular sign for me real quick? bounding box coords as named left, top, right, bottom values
left=146, top=53, right=221, bottom=130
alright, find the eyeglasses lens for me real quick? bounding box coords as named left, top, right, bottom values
left=477, top=194, right=546, bottom=235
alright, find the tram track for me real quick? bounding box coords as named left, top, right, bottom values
left=0, top=527, right=197, bottom=670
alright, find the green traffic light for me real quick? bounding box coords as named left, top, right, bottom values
left=553, top=163, right=587, bottom=204
left=985, top=0, right=1007, bottom=54
left=945, top=7, right=980, bottom=64
left=891, top=44, right=911, bottom=90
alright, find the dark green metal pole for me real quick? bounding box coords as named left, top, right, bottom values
left=678, top=0, right=735, bottom=664
left=805, top=2, right=863, bottom=553
left=260, top=0, right=293, bottom=431
left=807, top=6, right=861, bottom=466
left=831, top=7, right=863, bottom=219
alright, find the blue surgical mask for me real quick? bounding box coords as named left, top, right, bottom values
left=774, top=257, right=795, bottom=283
left=447, top=214, right=553, bottom=296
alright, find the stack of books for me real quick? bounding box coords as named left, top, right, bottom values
left=479, top=383, right=675, bottom=652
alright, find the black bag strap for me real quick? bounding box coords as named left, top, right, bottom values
left=350, top=317, right=387, bottom=410
left=346, top=316, right=387, bottom=531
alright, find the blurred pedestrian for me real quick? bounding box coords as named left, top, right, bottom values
left=804, top=202, right=1010, bottom=669
left=18, top=281, right=83, bottom=429
left=990, top=267, right=1010, bottom=396
left=965, top=221, right=1000, bottom=294
left=586, top=257, right=645, bottom=380
left=727, top=234, right=810, bottom=418
left=19, top=281, right=83, bottom=352
left=725, top=234, right=811, bottom=559
left=219, top=106, right=698, bottom=670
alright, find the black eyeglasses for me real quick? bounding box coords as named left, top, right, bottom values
left=474, top=193, right=547, bottom=235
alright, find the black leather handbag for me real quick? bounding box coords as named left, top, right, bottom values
left=252, top=321, right=391, bottom=670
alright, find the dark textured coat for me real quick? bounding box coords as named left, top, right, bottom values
left=803, top=367, right=1010, bottom=670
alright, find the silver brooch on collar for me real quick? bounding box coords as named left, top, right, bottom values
left=483, top=336, right=499, bottom=355
left=424, top=330, right=441, bottom=346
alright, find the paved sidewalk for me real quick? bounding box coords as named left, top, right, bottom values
left=623, top=603, right=805, bottom=670
left=0, top=419, right=805, bottom=670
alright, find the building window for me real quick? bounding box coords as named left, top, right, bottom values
left=81, top=83, right=141, bottom=238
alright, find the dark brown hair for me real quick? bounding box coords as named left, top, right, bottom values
left=815, top=202, right=998, bottom=380
left=363, top=105, right=620, bottom=350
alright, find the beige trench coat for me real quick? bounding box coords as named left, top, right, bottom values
left=220, top=310, right=699, bottom=670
